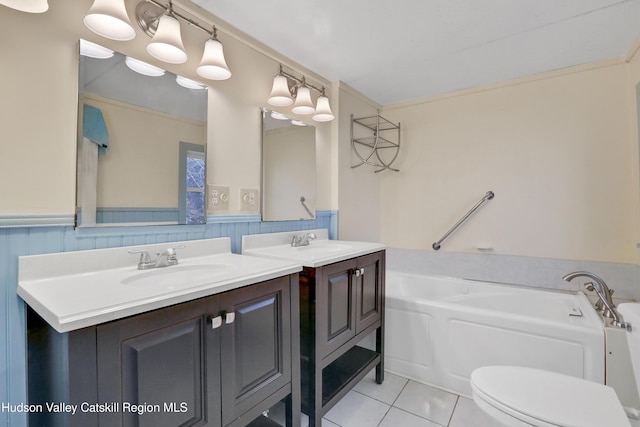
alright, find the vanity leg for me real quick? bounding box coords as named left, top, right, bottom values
left=375, top=325, right=384, bottom=384
left=284, top=393, right=301, bottom=427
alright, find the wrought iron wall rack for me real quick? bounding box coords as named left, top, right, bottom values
left=351, top=111, right=400, bottom=172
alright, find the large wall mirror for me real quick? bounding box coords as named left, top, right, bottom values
left=76, top=40, right=208, bottom=227
left=262, top=109, right=316, bottom=221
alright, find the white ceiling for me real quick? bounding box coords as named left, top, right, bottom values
left=192, top=0, right=640, bottom=106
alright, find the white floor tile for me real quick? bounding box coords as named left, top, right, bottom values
left=352, top=370, right=409, bottom=405
left=393, top=380, right=458, bottom=426
left=378, top=407, right=443, bottom=427
left=321, top=419, right=340, bottom=427
left=323, top=391, right=390, bottom=427
left=448, top=396, right=505, bottom=427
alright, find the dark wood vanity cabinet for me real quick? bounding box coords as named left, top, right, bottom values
left=300, top=251, right=385, bottom=427
left=27, top=275, right=300, bottom=427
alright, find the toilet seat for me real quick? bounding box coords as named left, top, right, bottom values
left=471, top=366, right=631, bottom=427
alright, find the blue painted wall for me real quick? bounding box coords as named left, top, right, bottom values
left=0, top=211, right=337, bottom=426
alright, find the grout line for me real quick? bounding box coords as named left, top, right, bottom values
left=446, top=395, right=461, bottom=427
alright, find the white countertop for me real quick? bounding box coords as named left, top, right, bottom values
left=242, top=229, right=385, bottom=267
left=18, top=238, right=301, bottom=333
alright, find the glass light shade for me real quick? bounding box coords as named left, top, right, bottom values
left=176, top=75, right=206, bottom=90
left=79, top=39, right=114, bottom=59
left=270, top=111, right=289, bottom=120
left=291, top=120, right=307, bottom=126
left=291, top=86, right=315, bottom=115
left=83, top=0, right=135, bottom=41
left=125, top=56, right=165, bottom=77
left=312, top=95, right=335, bottom=122
left=146, top=14, right=187, bottom=64
left=0, top=0, right=48, bottom=13
left=267, top=75, right=293, bottom=107
left=197, top=38, right=231, bottom=80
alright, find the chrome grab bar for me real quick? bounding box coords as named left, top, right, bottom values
left=432, top=191, right=495, bottom=251
left=300, top=196, right=314, bottom=218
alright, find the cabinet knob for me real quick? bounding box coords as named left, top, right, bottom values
left=209, top=315, right=223, bottom=329
left=224, top=312, right=236, bottom=324
left=354, top=268, right=365, bottom=277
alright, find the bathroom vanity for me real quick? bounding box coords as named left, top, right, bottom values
left=243, top=230, right=386, bottom=427
left=18, top=238, right=302, bottom=427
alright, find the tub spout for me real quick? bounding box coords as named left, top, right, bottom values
left=563, top=271, right=630, bottom=330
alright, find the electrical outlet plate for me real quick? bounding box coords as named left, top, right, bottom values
left=207, top=185, right=229, bottom=212
left=240, top=188, right=259, bottom=211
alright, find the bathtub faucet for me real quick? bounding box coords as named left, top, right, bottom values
left=563, top=271, right=630, bottom=330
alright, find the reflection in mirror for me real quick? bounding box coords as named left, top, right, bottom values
left=262, top=109, right=316, bottom=221
left=76, top=39, right=207, bottom=227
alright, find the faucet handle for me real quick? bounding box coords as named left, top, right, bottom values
left=128, top=250, right=152, bottom=264
left=158, top=245, right=185, bottom=263
left=166, top=245, right=185, bottom=256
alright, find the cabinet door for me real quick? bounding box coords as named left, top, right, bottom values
left=97, top=297, right=221, bottom=427
left=316, top=258, right=357, bottom=358
left=219, top=277, right=292, bottom=426
left=355, top=251, right=385, bottom=334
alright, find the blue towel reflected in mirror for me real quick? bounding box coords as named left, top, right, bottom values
left=82, top=104, right=109, bottom=157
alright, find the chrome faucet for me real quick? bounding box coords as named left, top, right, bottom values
left=129, top=245, right=184, bottom=270
left=291, top=232, right=317, bottom=247
left=563, top=271, right=631, bottom=330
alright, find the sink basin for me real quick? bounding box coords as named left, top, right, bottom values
left=121, top=264, right=233, bottom=288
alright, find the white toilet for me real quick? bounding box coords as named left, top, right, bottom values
left=471, top=303, right=640, bottom=427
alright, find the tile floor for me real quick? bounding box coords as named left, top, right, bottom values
left=282, top=370, right=640, bottom=427
left=319, top=371, right=501, bottom=427
left=269, top=369, right=640, bottom=427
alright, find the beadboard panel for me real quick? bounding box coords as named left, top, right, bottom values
left=0, top=211, right=337, bottom=426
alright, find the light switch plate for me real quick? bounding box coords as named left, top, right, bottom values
left=240, top=188, right=259, bottom=211
left=207, top=185, right=229, bottom=212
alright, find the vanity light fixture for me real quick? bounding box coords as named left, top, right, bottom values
left=291, top=83, right=315, bottom=115
left=176, top=75, right=206, bottom=90
left=0, top=0, right=48, bottom=13
left=134, top=0, right=231, bottom=79
left=83, top=0, right=136, bottom=41
left=146, top=2, right=187, bottom=64
left=291, top=120, right=308, bottom=126
left=197, top=27, right=232, bottom=80
left=80, top=39, right=114, bottom=59
left=267, top=64, right=334, bottom=122
left=267, top=75, right=294, bottom=107
left=312, top=89, right=335, bottom=122
left=125, top=56, right=165, bottom=76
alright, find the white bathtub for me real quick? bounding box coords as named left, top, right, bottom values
left=384, top=271, right=605, bottom=396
